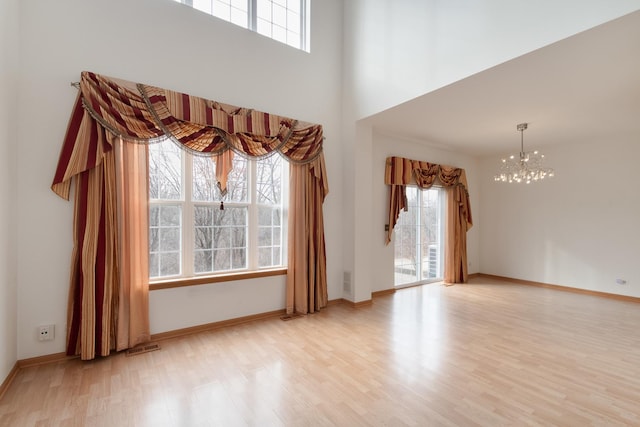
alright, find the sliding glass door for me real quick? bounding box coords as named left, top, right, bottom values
left=394, top=186, right=444, bottom=287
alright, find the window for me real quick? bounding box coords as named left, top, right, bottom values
left=394, top=187, right=444, bottom=287
left=172, top=0, right=309, bottom=51
left=149, top=138, right=288, bottom=280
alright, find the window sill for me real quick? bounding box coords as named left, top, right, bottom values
left=149, top=268, right=287, bottom=291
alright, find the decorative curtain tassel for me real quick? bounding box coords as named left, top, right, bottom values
left=220, top=201, right=224, bottom=210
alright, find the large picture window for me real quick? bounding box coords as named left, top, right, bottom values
left=149, top=138, right=288, bottom=280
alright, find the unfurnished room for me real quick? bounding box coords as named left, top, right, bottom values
left=1, top=1, right=640, bottom=425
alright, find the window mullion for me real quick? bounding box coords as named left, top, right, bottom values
left=280, top=159, right=289, bottom=267
left=248, top=159, right=258, bottom=270
left=249, top=0, right=257, bottom=31
left=183, top=152, right=194, bottom=278
left=301, top=0, right=308, bottom=51
left=416, top=189, right=423, bottom=280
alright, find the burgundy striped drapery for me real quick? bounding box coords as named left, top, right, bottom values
left=384, top=156, right=473, bottom=284
left=52, top=72, right=328, bottom=359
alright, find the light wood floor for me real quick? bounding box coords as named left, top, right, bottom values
left=2, top=277, right=640, bottom=426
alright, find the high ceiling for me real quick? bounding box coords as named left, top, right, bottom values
left=365, top=10, right=640, bottom=157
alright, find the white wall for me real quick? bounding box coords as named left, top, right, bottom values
left=370, top=131, right=480, bottom=293
left=16, top=0, right=343, bottom=359
left=345, top=0, right=640, bottom=120
left=479, top=139, right=640, bottom=297
left=0, top=0, right=20, bottom=381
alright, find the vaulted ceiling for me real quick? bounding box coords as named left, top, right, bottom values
left=365, top=10, right=640, bottom=157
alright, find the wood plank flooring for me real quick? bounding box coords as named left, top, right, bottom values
left=2, top=277, right=640, bottom=426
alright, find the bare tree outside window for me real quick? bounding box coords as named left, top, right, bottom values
left=193, top=156, right=249, bottom=273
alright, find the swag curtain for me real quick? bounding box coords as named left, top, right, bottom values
left=384, top=156, right=473, bottom=284
left=52, top=71, right=328, bottom=359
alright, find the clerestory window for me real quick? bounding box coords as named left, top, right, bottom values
left=172, top=0, right=309, bottom=51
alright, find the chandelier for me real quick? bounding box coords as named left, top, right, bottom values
left=494, top=123, right=554, bottom=184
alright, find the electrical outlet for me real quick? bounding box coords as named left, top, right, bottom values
left=38, top=324, right=55, bottom=341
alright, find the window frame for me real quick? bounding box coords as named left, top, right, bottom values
left=148, top=139, right=289, bottom=287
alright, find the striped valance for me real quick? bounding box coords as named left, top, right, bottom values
left=384, top=156, right=469, bottom=189
left=52, top=71, right=325, bottom=199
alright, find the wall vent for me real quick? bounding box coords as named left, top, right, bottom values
left=343, top=271, right=352, bottom=293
